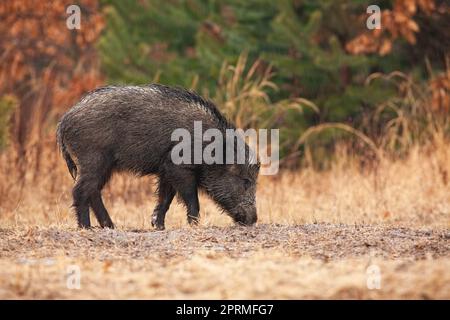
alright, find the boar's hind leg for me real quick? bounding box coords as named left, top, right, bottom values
left=90, top=191, right=114, bottom=228
left=73, top=155, right=114, bottom=229
left=151, top=178, right=176, bottom=230
left=72, top=174, right=94, bottom=228
left=88, top=160, right=114, bottom=228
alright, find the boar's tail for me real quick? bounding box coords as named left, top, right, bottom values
left=56, top=121, right=77, bottom=180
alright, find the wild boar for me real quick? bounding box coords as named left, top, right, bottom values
left=56, top=84, right=259, bottom=229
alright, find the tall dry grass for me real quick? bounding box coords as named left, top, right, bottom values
left=1, top=137, right=448, bottom=229
left=210, top=52, right=317, bottom=130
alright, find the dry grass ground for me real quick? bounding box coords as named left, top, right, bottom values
left=0, top=225, right=449, bottom=299
left=0, top=144, right=449, bottom=299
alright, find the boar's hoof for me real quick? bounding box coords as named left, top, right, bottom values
left=100, top=221, right=115, bottom=229
left=187, top=215, right=199, bottom=226
left=151, top=215, right=165, bottom=230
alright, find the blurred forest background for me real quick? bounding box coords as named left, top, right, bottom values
left=0, top=0, right=449, bottom=199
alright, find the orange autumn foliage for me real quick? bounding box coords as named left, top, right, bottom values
left=0, top=0, right=104, bottom=162
left=346, top=0, right=439, bottom=56
left=429, top=68, right=450, bottom=113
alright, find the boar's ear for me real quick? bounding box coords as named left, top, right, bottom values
left=227, top=164, right=240, bottom=175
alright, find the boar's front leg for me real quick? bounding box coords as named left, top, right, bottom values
left=151, top=177, right=175, bottom=230
left=162, top=162, right=200, bottom=226
left=181, top=185, right=200, bottom=226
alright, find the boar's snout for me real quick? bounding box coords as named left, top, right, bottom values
left=233, top=204, right=257, bottom=226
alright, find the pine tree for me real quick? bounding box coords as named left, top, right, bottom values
left=98, top=0, right=446, bottom=143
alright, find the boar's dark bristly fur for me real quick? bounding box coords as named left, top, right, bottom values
left=56, top=84, right=259, bottom=229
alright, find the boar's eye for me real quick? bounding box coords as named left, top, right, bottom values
left=243, top=178, right=252, bottom=189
